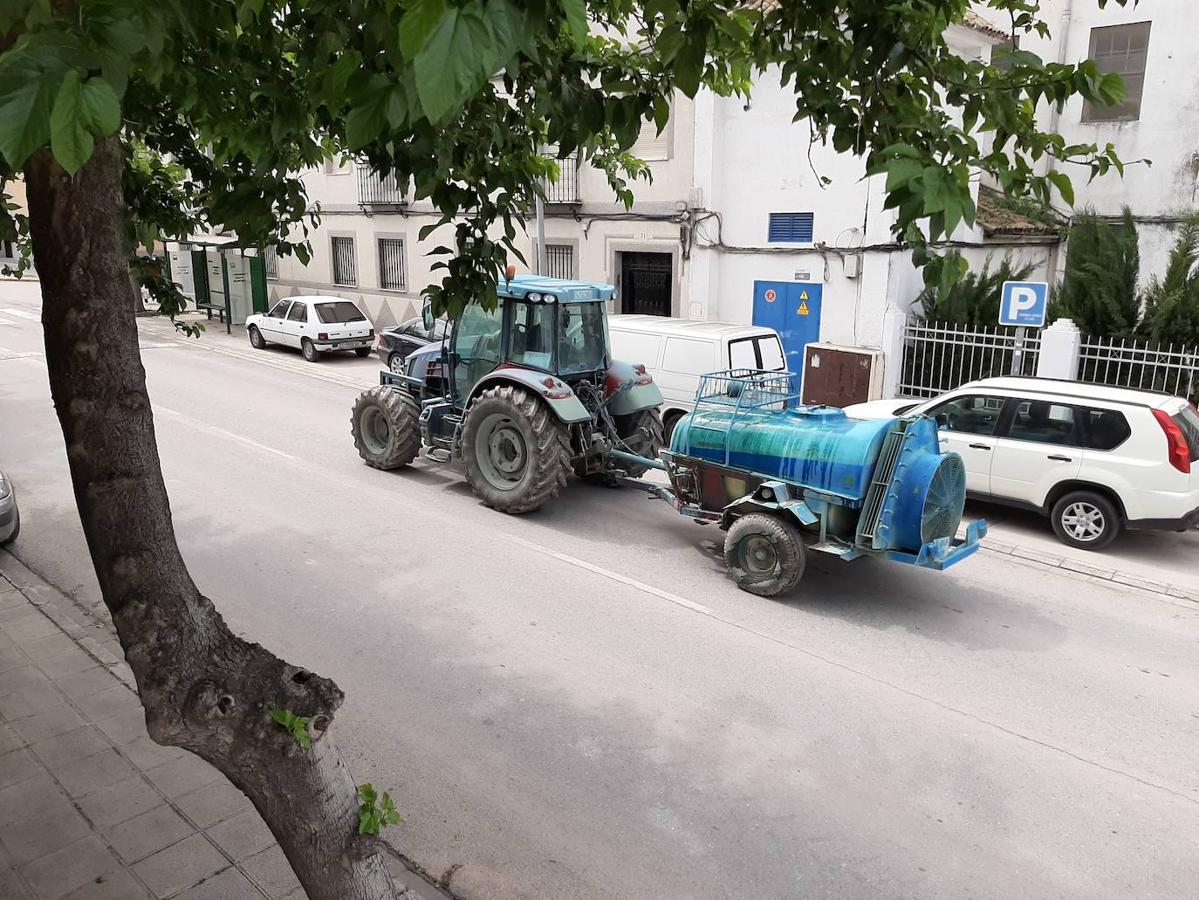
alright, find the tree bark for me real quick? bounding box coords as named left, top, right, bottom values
left=24, top=136, right=399, bottom=900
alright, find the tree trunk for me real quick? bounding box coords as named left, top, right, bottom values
left=23, top=137, right=399, bottom=900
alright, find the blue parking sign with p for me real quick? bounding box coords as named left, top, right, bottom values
left=999, top=281, right=1049, bottom=328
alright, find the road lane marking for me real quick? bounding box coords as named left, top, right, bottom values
left=156, top=406, right=300, bottom=461
left=504, top=533, right=713, bottom=615
left=0, top=307, right=40, bottom=322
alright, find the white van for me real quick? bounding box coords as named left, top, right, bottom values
left=608, top=315, right=786, bottom=440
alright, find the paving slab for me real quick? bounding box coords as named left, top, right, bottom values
left=105, top=804, right=196, bottom=864
left=132, top=833, right=229, bottom=899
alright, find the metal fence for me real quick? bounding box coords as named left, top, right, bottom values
left=357, top=169, right=406, bottom=207
left=1079, top=335, right=1198, bottom=402
left=541, top=155, right=579, bottom=204
left=899, top=321, right=1040, bottom=398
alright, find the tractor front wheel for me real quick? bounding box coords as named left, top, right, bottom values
left=612, top=408, right=664, bottom=478
left=723, top=513, right=805, bottom=597
left=351, top=386, right=421, bottom=470
left=462, top=385, right=572, bottom=514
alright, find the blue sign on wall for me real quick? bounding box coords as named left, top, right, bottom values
left=999, top=281, right=1049, bottom=328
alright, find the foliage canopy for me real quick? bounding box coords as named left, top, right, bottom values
left=0, top=0, right=1133, bottom=316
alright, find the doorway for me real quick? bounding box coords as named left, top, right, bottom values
left=752, top=281, right=823, bottom=374
left=619, top=252, right=672, bottom=316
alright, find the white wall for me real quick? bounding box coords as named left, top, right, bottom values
left=1021, top=0, right=1199, bottom=282
left=271, top=98, right=695, bottom=327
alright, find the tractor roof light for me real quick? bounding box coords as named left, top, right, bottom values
left=543, top=293, right=557, bottom=303
left=527, top=292, right=542, bottom=302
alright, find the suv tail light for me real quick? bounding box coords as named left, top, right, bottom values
left=1152, top=409, right=1191, bottom=474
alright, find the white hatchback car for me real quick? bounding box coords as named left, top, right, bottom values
left=247, top=296, right=374, bottom=362
left=845, top=377, right=1199, bottom=550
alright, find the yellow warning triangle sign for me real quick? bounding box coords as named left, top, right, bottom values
left=799, top=290, right=809, bottom=300
left=797, top=301, right=810, bottom=316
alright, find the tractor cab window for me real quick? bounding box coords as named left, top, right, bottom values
left=508, top=301, right=556, bottom=371
left=558, top=303, right=607, bottom=375
left=452, top=302, right=504, bottom=402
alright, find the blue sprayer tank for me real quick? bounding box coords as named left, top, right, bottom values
left=670, top=400, right=967, bottom=554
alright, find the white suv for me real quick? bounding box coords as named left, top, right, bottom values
left=846, top=377, right=1199, bottom=551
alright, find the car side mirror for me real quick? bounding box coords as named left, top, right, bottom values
left=421, top=301, right=434, bottom=333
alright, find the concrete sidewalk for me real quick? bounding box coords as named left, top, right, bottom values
left=0, top=553, right=432, bottom=900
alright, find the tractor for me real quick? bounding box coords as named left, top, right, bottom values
left=350, top=273, right=665, bottom=514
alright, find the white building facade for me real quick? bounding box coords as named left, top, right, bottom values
left=267, top=4, right=1191, bottom=387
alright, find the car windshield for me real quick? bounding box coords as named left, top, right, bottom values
left=557, top=303, right=607, bottom=375
left=315, top=301, right=367, bottom=324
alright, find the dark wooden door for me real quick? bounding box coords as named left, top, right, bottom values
left=620, top=252, right=672, bottom=316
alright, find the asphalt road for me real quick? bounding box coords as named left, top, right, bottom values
left=2, top=282, right=1198, bottom=900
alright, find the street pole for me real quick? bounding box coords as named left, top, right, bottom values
left=534, top=195, right=546, bottom=275
left=1011, top=326, right=1027, bottom=375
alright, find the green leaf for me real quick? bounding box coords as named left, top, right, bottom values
left=884, top=158, right=923, bottom=192
left=414, top=8, right=492, bottom=122
left=399, top=0, right=446, bottom=60
left=920, top=165, right=950, bottom=215
left=561, top=0, right=588, bottom=51
left=269, top=708, right=313, bottom=750
left=79, top=77, right=121, bottom=135
left=482, top=0, right=523, bottom=72
left=50, top=71, right=94, bottom=175
left=0, top=48, right=61, bottom=168
left=1048, top=170, right=1075, bottom=206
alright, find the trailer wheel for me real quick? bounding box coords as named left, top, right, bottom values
left=351, top=386, right=421, bottom=470
left=462, top=385, right=572, bottom=514
left=723, top=513, right=805, bottom=597
left=613, top=408, right=664, bottom=478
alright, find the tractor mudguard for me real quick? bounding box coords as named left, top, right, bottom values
left=605, top=360, right=664, bottom=416
left=471, top=366, right=591, bottom=424
left=722, top=481, right=819, bottom=530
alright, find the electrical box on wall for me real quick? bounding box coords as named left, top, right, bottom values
left=801, top=343, right=885, bottom=408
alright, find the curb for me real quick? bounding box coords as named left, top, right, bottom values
left=980, top=538, right=1199, bottom=605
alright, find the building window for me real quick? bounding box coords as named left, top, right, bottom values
left=1082, top=22, right=1151, bottom=122
left=331, top=236, right=357, bottom=286
left=631, top=114, right=671, bottom=161
left=767, top=212, right=815, bottom=243
left=263, top=246, right=278, bottom=280
left=543, top=244, right=575, bottom=279
left=377, top=237, right=407, bottom=291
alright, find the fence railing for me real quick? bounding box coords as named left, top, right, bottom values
left=899, top=321, right=1040, bottom=398
left=1079, top=335, right=1198, bottom=402
left=541, top=155, right=579, bottom=204
left=357, top=169, right=406, bottom=207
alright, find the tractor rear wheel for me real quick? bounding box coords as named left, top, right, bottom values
left=462, top=385, right=571, bottom=514
left=351, top=386, right=421, bottom=470
left=723, top=513, right=805, bottom=597
left=612, top=408, right=664, bottom=478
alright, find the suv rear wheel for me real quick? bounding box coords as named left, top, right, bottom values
left=1051, top=490, right=1121, bottom=551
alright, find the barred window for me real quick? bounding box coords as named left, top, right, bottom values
left=264, top=246, right=278, bottom=280
left=377, top=238, right=407, bottom=291
left=544, top=244, right=574, bottom=279
left=331, top=236, right=357, bottom=286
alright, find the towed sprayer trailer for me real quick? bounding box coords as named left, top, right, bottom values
left=348, top=273, right=985, bottom=597
left=623, top=369, right=987, bottom=596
